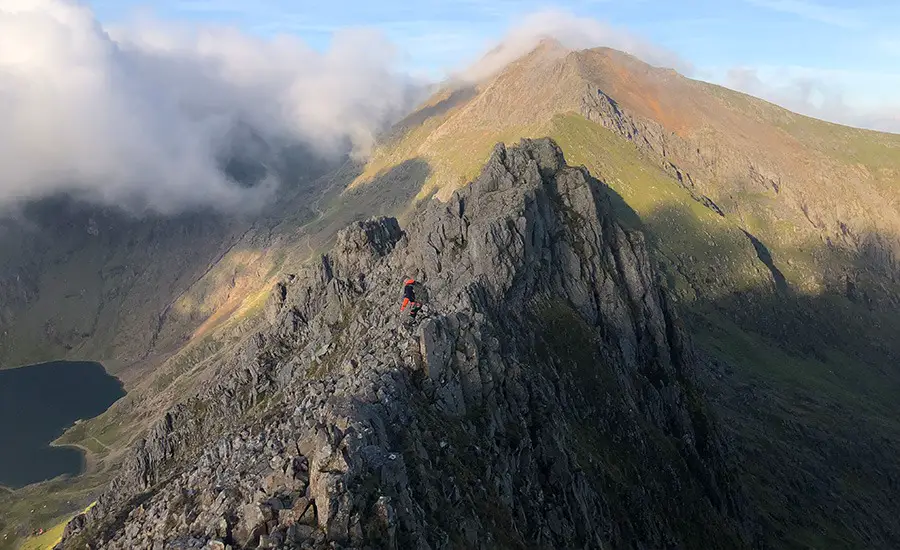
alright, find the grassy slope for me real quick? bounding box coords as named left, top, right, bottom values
left=352, top=97, right=900, bottom=546
left=546, top=116, right=900, bottom=548
left=545, top=114, right=768, bottom=297
left=17, top=503, right=94, bottom=550
left=0, top=475, right=99, bottom=550
left=571, top=49, right=900, bottom=308
left=18, top=523, right=66, bottom=550
left=698, top=80, right=900, bottom=291
left=694, top=312, right=900, bottom=549
left=776, top=111, right=900, bottom=193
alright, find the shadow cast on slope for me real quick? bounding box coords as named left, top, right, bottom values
left=289, top=158, right=433, bottom=260
left=627, top=197, right=900, bottom=549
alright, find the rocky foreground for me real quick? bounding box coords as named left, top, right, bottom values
left=57, top=139, right=756, bottom=549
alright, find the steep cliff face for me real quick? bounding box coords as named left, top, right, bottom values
left=58, top=139, right=752, bottom=549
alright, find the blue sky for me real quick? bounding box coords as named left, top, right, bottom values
left=88, top=0, right=900, bottom=128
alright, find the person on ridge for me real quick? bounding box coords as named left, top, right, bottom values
left=400, top=277, right=422, bottom=319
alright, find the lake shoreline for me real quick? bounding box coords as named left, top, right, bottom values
left=49, top=437, right=100, bottom=475
left=0, top=360, right=125, bottom=489
left=0, top=444, right=88, bottom=491
left=0, top=357, right=113, bottom=372
left=0, top=440, right=97, bottom=492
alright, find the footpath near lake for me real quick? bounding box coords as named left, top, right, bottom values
left=0, top=361, right=125, bottom=489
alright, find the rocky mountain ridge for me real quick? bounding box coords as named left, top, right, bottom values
left=57, top=139, right=754, bottom=549
left=3, top=40, right=898, bottom=550
left=363, top=41, right=900, bottom=314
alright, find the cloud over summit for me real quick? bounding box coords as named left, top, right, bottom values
left=458, top=10, right=692, bottom=83
left=1, top=1, right=895, bottom=217
left=0, top=0, right=419, bottom=214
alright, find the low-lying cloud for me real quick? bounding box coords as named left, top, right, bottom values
left=3, top=3, right=895, bottom=217
left=0, top=0, right=421, bottom=215
left=458, top=10, right=693, bottom=83
left=726, top=67, right=900, bottom=134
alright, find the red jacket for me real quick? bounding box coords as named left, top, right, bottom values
left=401, top=279, right=417, bottom=311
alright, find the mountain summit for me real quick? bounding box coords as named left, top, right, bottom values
left=366, top=42, right=900, bottom=302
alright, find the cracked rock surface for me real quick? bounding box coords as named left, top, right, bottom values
left=57, top=139, right=754, bottom=549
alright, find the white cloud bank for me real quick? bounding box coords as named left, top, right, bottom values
left=1, top=2, right=896, bottom=217
left=0, top=0, right=420, bottom=214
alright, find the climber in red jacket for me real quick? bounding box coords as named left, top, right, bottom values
left=400, top=278, right=422, bottom=318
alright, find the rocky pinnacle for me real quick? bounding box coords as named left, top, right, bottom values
left=57, top=139, right=754, bottom=550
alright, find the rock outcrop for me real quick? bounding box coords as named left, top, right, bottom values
left=57, top=139, right=754, bottom=549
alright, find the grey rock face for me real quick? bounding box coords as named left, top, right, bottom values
left=580, top=86, right=900, bottom=310
left=57, top=139, right=753, bottom=549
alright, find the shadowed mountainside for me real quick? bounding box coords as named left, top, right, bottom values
left=0, top=138, right=353, bottom=378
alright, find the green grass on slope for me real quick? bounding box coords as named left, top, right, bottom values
left=693, top=311, right=900, bottom=549
left=546, top=113, right=769, bottom=300
left=541, top=113, right=900, bottom=547
left=18, top=516, right=71, bottom=550
left=17, top=523, right=66, bottom=550
left=17, top=502, right=95, bottom=550
left=778, top=115, right=900, bottom=169
left=0, top=476, right=99, bottom=550
left=697, top=311, right=900, bottom=425
left=358, top=122, right=547, bottom=203
left=772, top=110, right=900, bottom=201
left=697, top=78, right=900, bottom=185
left=545, top=113, right=867, bottom=308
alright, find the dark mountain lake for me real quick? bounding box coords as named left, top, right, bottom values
left=0, top=361, right=125, bottom=489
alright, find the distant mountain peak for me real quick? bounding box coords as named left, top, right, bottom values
left=460, top=34, right=572, bottom=84
left=532, top=35, right=569, bottom=53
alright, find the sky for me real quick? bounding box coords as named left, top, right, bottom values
left=88, top=0, right=900, bottom=124
left=1, top=0, right=897, bottom=215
